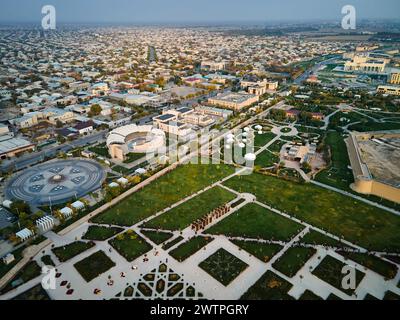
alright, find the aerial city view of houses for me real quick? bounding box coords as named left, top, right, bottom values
left=0, top=0, right=400, bottom=304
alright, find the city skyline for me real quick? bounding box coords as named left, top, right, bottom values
left=0, top=0, right=400, bottom=24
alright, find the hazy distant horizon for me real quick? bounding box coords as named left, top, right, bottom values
left=0, top=0, right=399, bottom=24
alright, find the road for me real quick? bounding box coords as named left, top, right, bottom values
left=0, top=130, right=108, bottom=173
left=293, top=55, right=339, bottom=85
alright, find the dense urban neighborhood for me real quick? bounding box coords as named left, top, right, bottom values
left=0, top=12, right=400, bottom=303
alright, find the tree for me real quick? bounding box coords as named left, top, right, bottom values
left=10, top=200, right=31, bottom=216
left=89, top=104, right=102, bottom=117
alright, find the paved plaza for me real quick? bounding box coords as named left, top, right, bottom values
left=5, top=159, right=106, bottom=206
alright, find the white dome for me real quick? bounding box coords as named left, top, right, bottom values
left=238, top=143, right=245, bottom=148
left=244, top=153, right=256, bottom=161
left=226, top=137, right=235, bottom=144
left=244, top=127, right=250, bottom=132
left=255, top=125, right=262, bottom=130
left=226, top=133, right=234, bottom=140
left=258, top=130, right=263, bottom=134
left=242, top=138, right=247, bottom=143
left=242, top=132, right=248, bottom=137
left=225, top=145, right=231, bottom=150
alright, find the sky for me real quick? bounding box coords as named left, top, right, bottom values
left=0, top=0, right=399, bottom=24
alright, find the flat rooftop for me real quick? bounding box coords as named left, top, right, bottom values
left=0, top=137, right=33, bottom=154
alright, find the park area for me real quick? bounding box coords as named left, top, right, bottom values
left=223, top=173, right=400, bottom=252
left=142, top=186, right=236, bottom=230
left=93, top=163, right=235, bottom=226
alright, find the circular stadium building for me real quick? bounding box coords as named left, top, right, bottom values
left=5, top=159, right=106, bottom=206
left=107, top=124, right=165, bottom=161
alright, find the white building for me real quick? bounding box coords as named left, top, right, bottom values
left=36, top=216, right=55, bottom=232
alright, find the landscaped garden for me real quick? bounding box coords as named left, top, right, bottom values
left=109, top=230, right=152, bottom=262
left=52, top=241, right=95, bottom=262
left=254, top=132, right=276, bottom=148
left=223, top=173, right=400, bottom=252
left=272, top=246, right=317, bottom=277
left=254, top=150, right=279, bottom=168
left=315, top=131, right=354, bottom=190
left=82, top=225, right=124, bottom=241
left=206, top=203, right=303, bottom=241
left=93, top=163, right=235, bottom=226
left=169, top=236, right=214, bottom=262
left=0, top=261, right=42, bottom=295
left=142, top=186, right=236, bottom=230
left=312, top=255, right=365, bottom=296
left=240, top=270, right=294, bottom=300
left=140, top=230, right=174, bottom=245
left=199, top=248, right=249, bottom=286
left=337, top=251, right=398, bottom=279
left=232, top=240, right=283, bottom=262
left=73, top=250, right=116, bottom=282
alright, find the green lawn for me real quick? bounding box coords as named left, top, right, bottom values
left=199, top=248, right=248, bottom=286
left=223, top=173, right=400, bottom=252
left=232, top=240, right=283, bottom=263
left=52, top=241, right=95, bottom=262
left=315, top=131, right=354, bottom=190
left=299, top=290, right=323, bottom=300
left=338, top=251, right=398, bottom=279
left=268, top=140, right=287, bottom=153
left=41, top=255, right=55, bottom=267
left=241, top=270, right=294, bottom=300
left=140, top=230, right=174, bottom=245
left=348, top=121, right=400, bottom=132
left=123, top=152, right=146, bottom=164
left=142, top=186, right=236, bottom=230
left=74, top=250, right=116, bottom=282
left=169, top=236, right=214, bottom=262
left=207, top=203, right=303, bottom=241
left=255, top=150, right=279, bottom=168
left=88, top=143, right=110, bottom=158
left=93, top=163, right=235, bottom=226
left=109, top=231, right=152, bottom=262
left=272, top=247, right=317, bottom=277
left=254, top=132, right=276, bottom=148
left=299, top=230, right=347, bottom=248
left=162, top=236, right=184, bottom=251
left=312, top=255, right=365, bottom=296
left=82, top=225, right=124, bottom=241
left=0, top=261, right=42, bottom=295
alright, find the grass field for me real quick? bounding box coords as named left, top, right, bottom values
left=199, top=248, right=248, bottom=286
left=1, top=261, right=42, bottom=295
left=143, top=186, right=236, bottom=231
left=82, top=225, right=123, bottom=241
left=232, top=240, right=283, bottom=262
left=74, top=250, right=116, bottom=282
left=299, top=230, right=347, bottom=248
left=315, top=131, right=354, bottom=190
left=312, top=255, right=365, bottom=296
left=52, top=241, right=95, bottom=262
left=109, top=231, right=152, bottom=262
left=223, top=173, right=400, bottom=252
left=268, top=140, right=287, bottom=153
left=348, top=121, right=400, bottom=132
left=338, top=251, right=398, bottom=279
left=169, top=236, right=214, bottom=262
left=254, top=132, right=276, bottom=148
left=206, top=203, right=303, bottom=241
left=255, top=150, right=279, bottom=168
left=272, top=247, right=317, bottom=277
left=140, top=230, right=174, bottom=245
left=93, top=164, right=235, bottom=226
left=241, top=270, right=294, bottom=300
